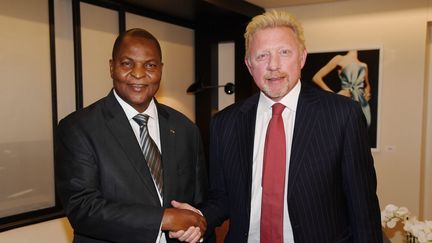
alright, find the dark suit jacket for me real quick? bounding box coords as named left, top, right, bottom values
left=201, top=83, right=382, bottom=243
left=55, top=91, right=208, bottom=243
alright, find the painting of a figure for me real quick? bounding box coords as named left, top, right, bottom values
left=302, top=49, right=380, bottom=149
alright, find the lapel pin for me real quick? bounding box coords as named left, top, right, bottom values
left=170, top=129, right=175, bottom=134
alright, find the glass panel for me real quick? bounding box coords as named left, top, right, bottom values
left=0, top=0, right=55, bottom=218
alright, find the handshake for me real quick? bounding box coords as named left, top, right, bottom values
left=162, top=200, right=206, bottom=243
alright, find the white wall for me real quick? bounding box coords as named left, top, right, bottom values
left=275, top=0, right=431, bottom=242
left=0, top=218, right=73, bottom=243
left=218, top=42, right=235, bottom=110
left=424, top=22, right=432, bottom=225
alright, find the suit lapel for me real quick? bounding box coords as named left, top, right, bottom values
left=236, top=94, right=259, bottom=218
left=102, top=91, right=160, bottom=204
left=288, top=84, right=320, bottom=199
left=155, top=102, right=175, bottom=206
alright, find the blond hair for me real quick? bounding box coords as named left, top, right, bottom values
left=244, top=10, right=306, bottom=58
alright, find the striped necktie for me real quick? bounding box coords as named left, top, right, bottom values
left=133, top=114, right=163, bottom=197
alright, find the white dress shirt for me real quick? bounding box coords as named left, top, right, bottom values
left=114, top=90, right=166, bottom=243
left=247, top=81, right=301, bottom=243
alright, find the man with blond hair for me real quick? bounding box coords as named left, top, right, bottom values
left=172, top=10, right=382, bottom=243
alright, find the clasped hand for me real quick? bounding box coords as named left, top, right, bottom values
left=162, top=200, right=205, bottom=243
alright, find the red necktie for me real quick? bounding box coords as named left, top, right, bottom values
left=261, top=103, right=286, bottom=243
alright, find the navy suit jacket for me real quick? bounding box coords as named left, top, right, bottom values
left=55, top=91, right=208, bottom=243
left=201, top=83, right=382, bottom=243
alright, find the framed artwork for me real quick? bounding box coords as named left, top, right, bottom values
left=302, top=48, right=381, bottom=150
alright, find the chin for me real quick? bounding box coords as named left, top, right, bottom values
left=264, top=87, right=289, bottom=99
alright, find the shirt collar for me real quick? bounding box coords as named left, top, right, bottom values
left=113, top=89, right=158, bottom=121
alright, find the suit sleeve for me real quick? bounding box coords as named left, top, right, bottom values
left=55, top=119, right=163, bottom=243
left=193, top=125, right=208, bottom=205
left=200, top=117, right=230, bottom=234
left=341, top=103, right=382, bottom=242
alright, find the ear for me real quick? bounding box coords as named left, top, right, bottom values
left=300, top=48, right=307, bottom=69
left=109, top=59, right=114, bottom=77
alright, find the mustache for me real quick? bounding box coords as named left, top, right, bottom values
left=264, top=71, right=288, bottom=80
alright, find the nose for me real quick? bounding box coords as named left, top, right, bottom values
left=267, top=53, right=280, bottom=71
left=131, top=64, right=146, bottom=79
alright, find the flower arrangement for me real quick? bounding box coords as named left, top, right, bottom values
left=381, top=204, right=432, bottom=243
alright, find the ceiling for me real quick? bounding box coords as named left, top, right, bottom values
left=104, top=0, right=348, bottom=28
left=110, top=0, right=264, bottom=27
left=245, top=0, right=347, bottom=8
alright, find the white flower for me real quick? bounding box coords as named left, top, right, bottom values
left=396, top=207, right=409, bottom=218
left=386, top=218, right=398, bottom=228
left=381, top=204, right=432, bottom=242
left=381, top=204, right=410, bottom=229
left=385, top=204, right=398, bottom=213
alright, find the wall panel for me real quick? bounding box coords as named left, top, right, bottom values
left=80, top=2, right=118, bottom=107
